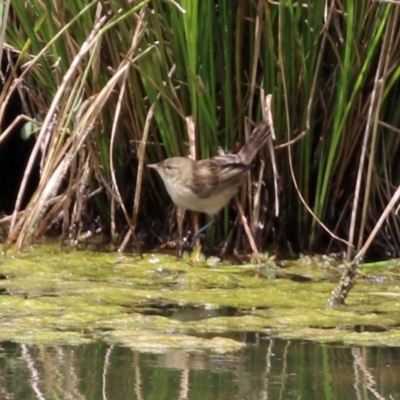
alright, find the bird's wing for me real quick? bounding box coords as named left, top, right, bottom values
left=190, top=158, right=249, bottom=199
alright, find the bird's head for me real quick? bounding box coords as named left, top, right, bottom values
left=148, top=157, right=192, bottom=184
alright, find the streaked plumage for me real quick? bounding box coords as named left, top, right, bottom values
left=148, top=119, right=271, bottom=217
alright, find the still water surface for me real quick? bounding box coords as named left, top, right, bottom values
left=1, top=247, right=400, bottom=399
left=2, top=337, right=399, bottom=400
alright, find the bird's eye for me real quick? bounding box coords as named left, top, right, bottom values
left=166, top=165, right=172, bottom=170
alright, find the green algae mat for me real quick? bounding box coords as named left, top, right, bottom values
left=0, top=245, right=400, bottom=349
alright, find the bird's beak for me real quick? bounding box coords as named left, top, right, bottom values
left=147, top=163, right=158, bottom=170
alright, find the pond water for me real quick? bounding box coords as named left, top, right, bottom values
left=1, top=338, right=399, bottom=400
left=0, top=245, right=400, bottom=399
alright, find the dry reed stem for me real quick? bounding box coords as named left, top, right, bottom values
left=247, top=0, right=264, bottom=119
left=125, top=102, right=155, bottom=251
left=109, top=9, right=146, bottom=252
left=0, top=115, right=40, bottom=146
left=329, top=183, right=400, bottom=306
left=347, top=8, right=397, bottom=258
left=9, top=14, right=107, bottom=237
left=235, top=198, right=258, bottom=254
left=185, top=116, right=200, bottom=245
left=261, top=92, right=279, bottom=217
left=357, top=7, right=399, bottom=253
left=251, top=159, right=265, bottom=239
left=10, top=55, right=131, bottom=248
left=277, top=1, right=353, bottom=248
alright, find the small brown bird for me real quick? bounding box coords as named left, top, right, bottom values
left=148, top=120, right=271, bottom=231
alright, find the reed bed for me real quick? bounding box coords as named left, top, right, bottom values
left=0, top=0, right=399, bottom=260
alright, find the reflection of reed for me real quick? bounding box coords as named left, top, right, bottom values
left=21, top=344, right=46, bottom=400
left=278, top=340, right=290, bottom=400
left=21, top=344, right=85, bottom=400
left=102, top=345, right=113, bottom=400
left=352, top=347, right=385, bottom=400
left=133, top=350, right=144, bottom=400
left=179, top=365, right=189, bottom=400
left=1, top=340, right=398, bottom=399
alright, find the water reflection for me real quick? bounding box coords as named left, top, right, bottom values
left=0, top=339, right=399, bottom=400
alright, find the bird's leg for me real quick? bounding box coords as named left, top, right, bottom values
left=190, top=218, right=216, bottom=247
left=176, top=206, right=185, bottom=256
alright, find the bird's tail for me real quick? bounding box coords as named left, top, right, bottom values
left=238, top=119, right=271, bottom=164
